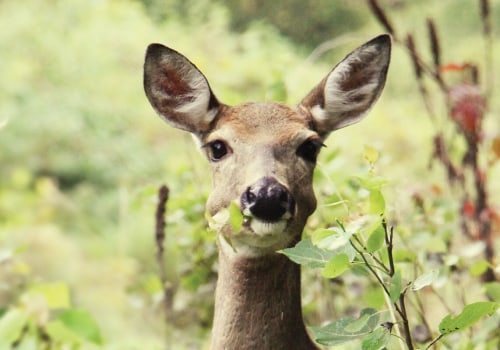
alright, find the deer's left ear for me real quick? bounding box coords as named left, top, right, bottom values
left=298, top=35, right=391, bottom=138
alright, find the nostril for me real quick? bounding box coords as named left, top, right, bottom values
left=240, top=177, right=295, bottom=222
left=245, top=188, right=257, bottom=204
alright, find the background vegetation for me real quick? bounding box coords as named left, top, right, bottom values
left=0, top=0, right=499, bottom=349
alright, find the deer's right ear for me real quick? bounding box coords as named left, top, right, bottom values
left=143, top=44, right=221, bottom=135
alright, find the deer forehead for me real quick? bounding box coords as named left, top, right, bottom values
left=207, top=102, right=316, bottom=146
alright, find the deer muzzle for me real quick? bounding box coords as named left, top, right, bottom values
left=240, top=177, right=295, bottom=223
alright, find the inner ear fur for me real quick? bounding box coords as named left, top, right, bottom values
left=299, top=35, right=391, bottom=138
left=143, top=44, right=221, bottom=135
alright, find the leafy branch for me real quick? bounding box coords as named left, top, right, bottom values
left=283, top=215, right=499, bottom=349
left=367, top=0, right=498, bottom=283
left=349, top=221, right=414, bottom=350
left=282, top=146, right=499, bottom=349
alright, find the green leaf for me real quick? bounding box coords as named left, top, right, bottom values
left=439, top=301, right=499, bottom=336
left=311, top=227, right=339, bottom=246
left=46, top=320, right=82, bottom=344
left=310, top=308, right=381, bottom=346
left=361, top=326, right=390, bottom=350
left=363, top=286, right=385, bottom=309
left=366, top=225, right=385, bottom=253
left=322, top=253, right=350, bottom=278
left=364, top=145, right=379, bottom=164
left=0, top=308, right=28, bottom=343
left=312, top=227, right=352, bottom=251
left=424, top=236, right=447, bottom=253
left=485, top=282, right=500, bottom=302
left=368, top=190, right=385, bottom=214
left=389, top=270, right=402, bottom=304
left=141, top=274, right=162, bottom=294
left=207, top=208, right=229, bottom=233
left=13, top=335, right=38, bottom=350
left=181, top=267, right=210, bottom=291
left=355, top=175, right=388, bottom=191
left=393, top=249, right=417, bottom=263
left=29, top=282, right=71, bottom=309
left=57, top=309, right=103, bottom=345
left=311, top=227, right=357, bottom=263
left=280, top=239, right=334, bottom=268
left=228, top=202, right=244, bottom=233
left=469, top=259, right=490, bottom=277
left=411, top=269, right=439, bottom=291
left=344, top=215, right=381, bottom=236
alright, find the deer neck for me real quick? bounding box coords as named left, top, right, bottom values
left=211, top=237, right=317, bottom=350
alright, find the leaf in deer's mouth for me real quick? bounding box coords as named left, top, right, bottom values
left=228, top=202, right=244, bottom=233
left=206, top=208, right=229, bottom=233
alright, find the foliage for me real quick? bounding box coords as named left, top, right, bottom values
left=216, top=0, right=366, bottom=49
left=369, top=0, right=500, bottom=282
left=0, top=282, right=102, bottom=349
left=140, top=0, right=367, bottom=49
left=283, top=147, right=500, bottom=349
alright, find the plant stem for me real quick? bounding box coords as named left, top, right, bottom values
left=383, top=221, right=395, bottom=276
left=382, top=293, right=406, bottom=350
left=155, top=185, right=173, bottom=341
left=352, top=221, right=419, bottom=349
left=399, top=290, right=414, bottom=350
left=350, top=235, right=392, bottom=298
left=352, top=230, right=391, bottom=274
left=426, top=334, right=444, bottom=349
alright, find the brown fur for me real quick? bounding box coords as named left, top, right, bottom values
left=213, top=248, right=317, bottom=350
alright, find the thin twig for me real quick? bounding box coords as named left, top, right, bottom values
left=352, top=228, right=391, bottom=275
left=426, top=18, right=445, bottom=89
left=351, top=232, right=415, bottom=349
left=350, top=235, right=392, bottom=298
left=426, top=334, right=444, bottom=349
left=399, top=289, right=415, bottom=350
left=480, top=0, right=494, bottom=99
left=367, top=0, right=395, bottom=35
left=404, top=34, right=440, bottom=125
left=384, top=221, right=395, bottom=276
left=155, top=185, right=172, bottom=324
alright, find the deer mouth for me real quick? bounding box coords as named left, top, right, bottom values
left=228, top=215, right=292, bottom=253
left=212, top=209, right=294, bottom=254
left=243, top=216, right=290, bottom=236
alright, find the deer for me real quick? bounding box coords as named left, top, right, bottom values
left=143, top=34, right=391, bottom=350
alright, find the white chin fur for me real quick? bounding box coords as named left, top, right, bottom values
left=250, top=219, right=287, bottom=236
left=218, top=218, right=291, bottom=257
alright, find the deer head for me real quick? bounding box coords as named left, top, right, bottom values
left=144, top=35, right=391, bottom=257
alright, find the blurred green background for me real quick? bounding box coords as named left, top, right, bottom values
left=1, top=0, right=499, bottom=349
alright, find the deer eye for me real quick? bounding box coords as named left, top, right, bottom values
left=205, top=140, right=229, bottom=161
left=296, top=139, right=324, bottom=163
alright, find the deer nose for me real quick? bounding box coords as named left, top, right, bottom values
left=241, top=177, right=295, bottom=222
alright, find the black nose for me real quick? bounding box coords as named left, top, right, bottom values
left=241, top=177, right=295, bottom=222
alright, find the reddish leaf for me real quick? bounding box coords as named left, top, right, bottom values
left=440, top=63, right=468, bottom=72
left=462, top=200, right=475, bottom=217
left=448, top=84, right=485, bottom=138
